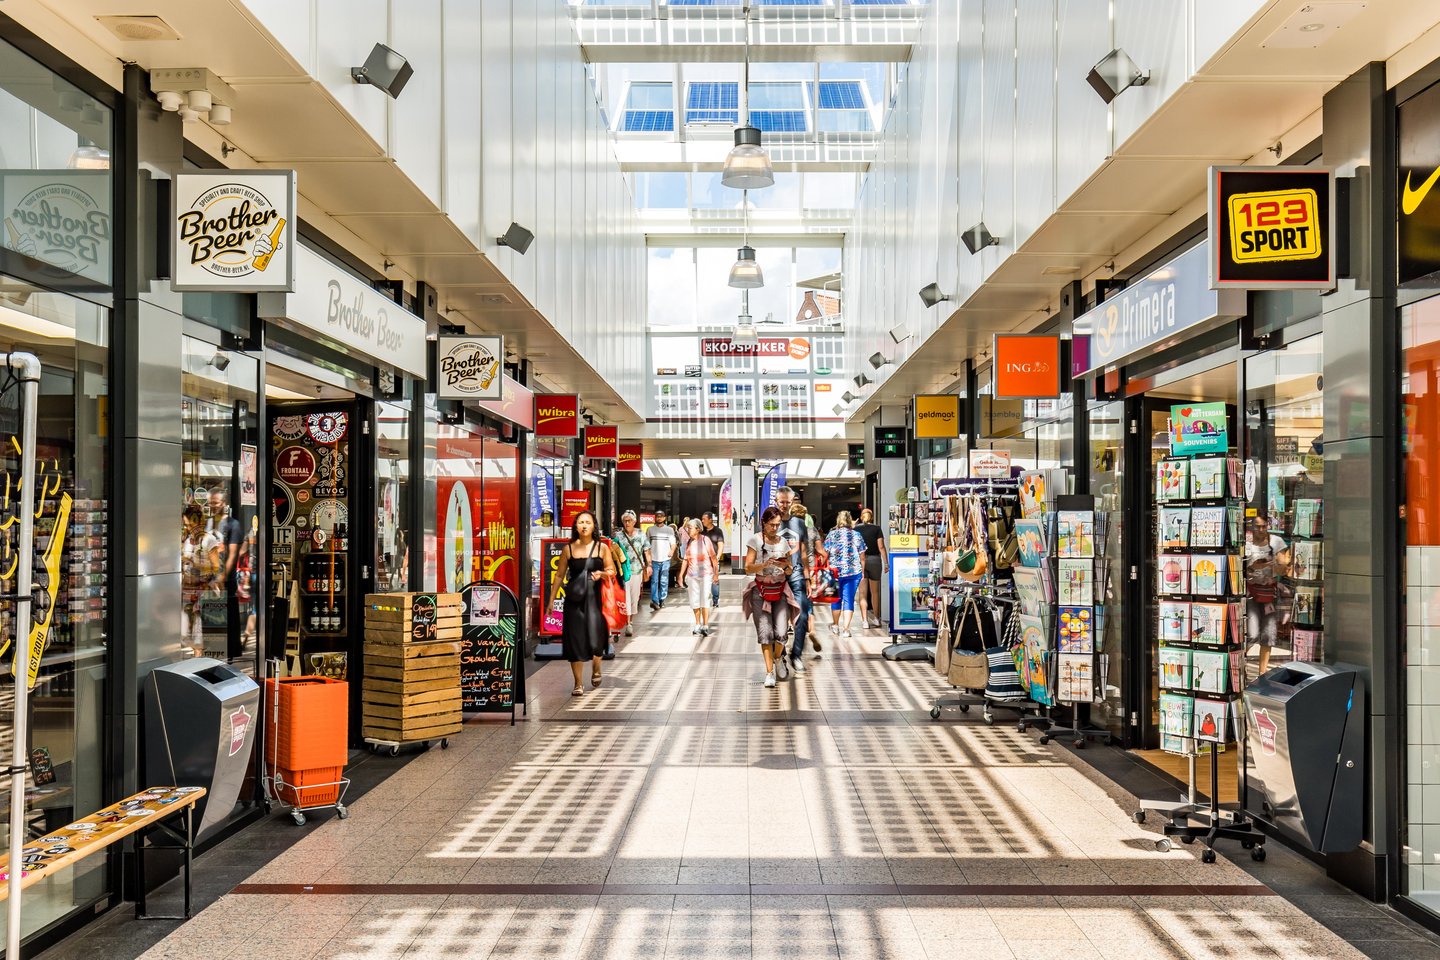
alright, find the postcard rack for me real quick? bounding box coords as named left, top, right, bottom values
left=1039, top=495, right=1114, bottom=749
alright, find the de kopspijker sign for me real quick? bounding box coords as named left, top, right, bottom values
left=1077, top=241, right=1245, bottom=375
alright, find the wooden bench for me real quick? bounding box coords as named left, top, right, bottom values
left=0, top=786, right=206, bottom=919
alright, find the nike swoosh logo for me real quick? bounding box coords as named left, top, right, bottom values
left=1403, top=164, right=1440, bottom=215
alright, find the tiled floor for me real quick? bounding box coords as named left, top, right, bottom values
left=39, top=579, right=1440, bottom=959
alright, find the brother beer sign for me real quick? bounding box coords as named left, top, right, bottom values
left=172, top=170, right=296, bottom=292
left=437, top=335, right=504, bottom=401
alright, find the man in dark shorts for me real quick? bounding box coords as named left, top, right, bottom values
left=775, top=486, right=825, bottom=671
left=854, top=507, right=888, bottom=629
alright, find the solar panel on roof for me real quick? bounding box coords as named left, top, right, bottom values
left=751, top=110, right=807, bottom=133
left=621, top=110, right=675, bottom=132
left=818, top=81, right=865, bottom=110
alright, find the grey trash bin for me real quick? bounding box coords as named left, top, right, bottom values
left=143, top=658, right=261, bottom=838
left=1243, top=661, right=1365, bottom=854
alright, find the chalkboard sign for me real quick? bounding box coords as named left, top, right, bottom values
left=459, top=580, right=524, bottom=722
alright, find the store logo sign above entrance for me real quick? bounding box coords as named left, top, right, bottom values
left=1399, top=80, right=1440, bottom=285
left=584, top=426, right=618, bottom=461
left=436, top=335, right=503, bottom=401
left=1207, top=166, right=1335, bottom=290
left=1075, top=241, right=1245, bottom=376
left=912, top=394, right=961, bottom=439
left=533, top=394, right=579, bottom=438
left=993, top=335, right=1062, bottom=398
left=700, top=337, right=809, bottom=358
left=616, top=443, right=643, bottom=472
left=172, top=170, right=296, bottom=292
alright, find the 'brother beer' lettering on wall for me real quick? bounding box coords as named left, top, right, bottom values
left=172, top=170, right=296, bottom=292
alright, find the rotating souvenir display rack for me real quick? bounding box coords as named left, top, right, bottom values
left=1036, top=494, right=1116, bottom=748
left=927, top=477, right=1047, bottom=727
left=1141, top=452, right=1266, bottom=862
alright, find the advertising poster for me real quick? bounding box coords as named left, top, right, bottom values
left=540, top=538, right=569, bottom=635
left=719, top=479, right=734, bottom=554
left=759, top=462, right=787, bottom=515
left=1169, top=402, right=1229, bottom=455
left=437, top=451, right=521, bottom=597
left=561, top=490, right=592, bottom=527
left=239, top=443, right=258, bottom=506
left=888, top=553, right=935, bottom=634
left=531, top=468, right=555, bottom=527
left=460, top=580, right=523, bottom=718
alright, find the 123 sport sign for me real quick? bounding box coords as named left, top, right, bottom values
left=1208, top=166, right=1335, bottom=290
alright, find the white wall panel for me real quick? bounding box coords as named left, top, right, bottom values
left=1014, top=0, right=1056, bottom=250
left=314, top=0, right=388, bottom=148
left=390, top=0, right=443, bottom=205
left=1053, top=0, right=1111, bottom=204
left=1191, top=0, right=1267, bottom=71
left=981, top=0, right=1017, bottom=264
left=243, top=0, right=312, bottom=67
left=441, top=1, right=483, bottom=246
left=1114, top=0, right=1190, bottom=146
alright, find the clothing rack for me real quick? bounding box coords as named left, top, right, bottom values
left=929, top=577, right=1048, bottom=728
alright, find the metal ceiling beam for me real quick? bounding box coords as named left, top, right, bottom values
left=581, top=41, right=913, bottom=63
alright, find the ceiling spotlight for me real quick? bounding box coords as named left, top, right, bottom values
left=728, top=245, right=764, bottom=289
left=208, top=351, right=231, bottom=372
left=1086, top=48, right=1150, bottom=104
left=888, top=325, right=912, bottom=344
left=869, top=352, right=891, bottom=370
left=962, top=222, right=999, bottom=255
left=351, top=42, right=414, bottom=99
left=842, top=391, right=858, bottom=404
left=853, top=374, right=872, bottom=389
left=187, top=89, right=212, bottom=112
left=178, top=106, right=200, bottom=123
left=208, top=103, right=232, bottom=125
left=497, top=222, right=535, bottom=255
left=721, top=126, right=774, bottom=190
left=833, top=403, right=845, bottom=416
left=918, top=283, right=950, bottom=309
left=156, top=90, right=183, bottom=112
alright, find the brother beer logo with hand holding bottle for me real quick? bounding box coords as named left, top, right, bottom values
left=172, top=170, right=296, bottom=292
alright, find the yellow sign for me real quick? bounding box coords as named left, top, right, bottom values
left=23, top=492, right=70, bottom=689
left=913, top=394, right=961, bottom=438
left=889, top=534, right=920, bottom=550
left=1227, top=188, right=1321, bottom=264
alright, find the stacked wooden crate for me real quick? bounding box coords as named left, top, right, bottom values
left=361, top=593, right=464, bottom=745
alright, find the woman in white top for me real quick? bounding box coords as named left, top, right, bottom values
left=613, top=511, right=650, bottom=637
left=743, top=506, right=799, bottom=688
left=678, top=518, right=718, bottom=637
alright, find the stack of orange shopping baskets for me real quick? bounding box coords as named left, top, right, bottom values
left=263, top=674, right=350, bottom=824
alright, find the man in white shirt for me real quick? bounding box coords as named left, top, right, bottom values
left=646, top=510, right=678, bottom=610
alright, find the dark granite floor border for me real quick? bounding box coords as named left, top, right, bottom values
left=229, top=881, right=1278, bottom=898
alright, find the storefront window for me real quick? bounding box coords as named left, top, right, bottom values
left=0, top=279, right=108, bottom=941
left=1090, top=402, right=1126, bottom=737
left=435, top=424, right=522, bottom=599
left=1402, top=299, right=1440, bottom=908
left=181, top=336, right=260, bottom=670
left=375, top=401, right=411, bottom=592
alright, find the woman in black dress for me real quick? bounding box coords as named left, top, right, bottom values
left=549, top=510, right=617, bottom=696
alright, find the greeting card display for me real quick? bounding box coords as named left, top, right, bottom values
left=1057, top=653, right=1094, bottom=703
left=1193, top=698, right=1229, bottom=743
left=1160, top=693, right=1194, bottom=737
left=1292, top=628, right=1321, bottom=662
left=1159, top=601, right=1190, bottom=642
left=1292, top=539, right=1322, bottom=581
left=1189, top=457, right=1226, bottom=499
left=1058, top=559, right=1094, bottom=605
left=1190, top=555, right=1225, bottom=596
left=1156, top=460, right=1189, bottom=501
left=1159, top=646, right=1192, bottom=690
left=1056, top=512, right=1095, bottom=558
left=1057, top=606, right=1093, bottom=653
left=1189, top=507, right=1226, bottom=548
left=1293, top=499, right=1322, bottom=538
left=1293, top=585, right=1322, bottom=626
left=1189, top=602, right=1228, bottom=646
left=1160, top=507, right=1191, bottom=549
left=1015, top=519, right=1048, bottom=567
left=1158, top=555, right=1190, bottom=596
left=1191, top=649, right=1229, bottom=694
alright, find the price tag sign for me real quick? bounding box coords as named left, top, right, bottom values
left=1208, top=166, right=1335, bottom=290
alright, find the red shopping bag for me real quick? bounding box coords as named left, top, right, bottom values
left=601, top=575, right=628, bottom=634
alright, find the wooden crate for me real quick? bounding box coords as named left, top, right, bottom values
left=361, top=638, right=462, bottom=744
left=363, top=591, right=464, bottom=645
left=363, top=592, right=463, bottom=612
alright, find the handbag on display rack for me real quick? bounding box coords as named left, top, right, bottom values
left=957, top=499, right=989, bottom=582
left=946, top=596, right=993, bottom=690
left=940, top=497, right=960, bottom=579
left=933, top=600, right=954, bottom=676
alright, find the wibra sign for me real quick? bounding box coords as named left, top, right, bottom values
left=701, top=337, right=810, bottom=359
left=534, top=394, right=579, bottom=438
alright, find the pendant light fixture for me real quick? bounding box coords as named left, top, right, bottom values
left=722, top=4, right=774, bottom=190
left=734, top=289, right=757, bottom=344
left=729, top=245, right=763, bottom=289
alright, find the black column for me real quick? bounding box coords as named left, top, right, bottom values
left=1320, top=61, right=1400, bottom=901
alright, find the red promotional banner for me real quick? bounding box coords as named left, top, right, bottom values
left=533, top=394, right=579, bottom=438
left=583, top=426, right=618, bottom=460
left=561, top=490, right=592, bottom=527
left=616, top=443, right=643, bottom=472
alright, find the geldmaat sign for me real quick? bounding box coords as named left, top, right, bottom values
left=172, top=170, right=296, bottom=292
left=259, top=243, right=427, bottom=378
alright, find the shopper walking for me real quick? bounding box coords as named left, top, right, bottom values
left=824, top=511, right=866, bottom=638
left=678, top=518, right=718, bottom=636
left=550, top=510, right=617, bottom=696
left=646, top=509, right=678, bottom=610
left=701, top=511, right=726, bottom=609
left=613, top=511, right=650, bottom=637
left=744, top=506, right=799, bottom=688
left=774, top=486, right=825, bottom=671
left=855, top=507, right=888, bottom=629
